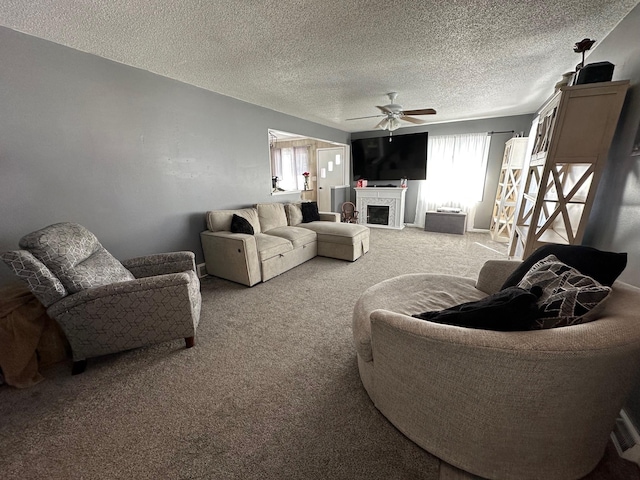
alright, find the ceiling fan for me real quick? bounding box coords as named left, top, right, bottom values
left=347, top=92, right=436, bottom=131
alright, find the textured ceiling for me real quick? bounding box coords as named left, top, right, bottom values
left=1, top=1, right=638, bottom=133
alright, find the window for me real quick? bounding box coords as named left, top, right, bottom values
left=271, top=146, right=309, bottom=192
left=414, top=132, right=491, bottom=229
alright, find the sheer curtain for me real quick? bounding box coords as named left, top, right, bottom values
left=414, top=132, right=491, bottom=229
left=271, top=146, right=310, bottom=191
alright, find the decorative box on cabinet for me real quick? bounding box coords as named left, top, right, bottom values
left=490, top=137, right=530, bottom=242
left=509, top=81, right=629, bottom=259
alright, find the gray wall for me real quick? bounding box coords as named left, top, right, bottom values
left=0, top=26, right=348, bottom=285
left=350, top=115, right=534, bottom=228
left=578, top=4, right=640, bottom=425
left=583, top=3, right=640, bottom=287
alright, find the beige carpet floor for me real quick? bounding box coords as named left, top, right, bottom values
left=0, top=227, right=638, bottom=479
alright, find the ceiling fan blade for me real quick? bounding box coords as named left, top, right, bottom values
left=346, top=114, right=385, bottom=121
left=400, top=116, right=426, bottom=125
left=375, top=118, right=390, bottom=130
left=402, top=108, right=437, bottom=115
left=376, top=105, right=393, bottom=114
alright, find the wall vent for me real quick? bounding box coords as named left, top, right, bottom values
left=196, top=263, right=208, bottom=279
left=611, top=409, right=640, bottom=465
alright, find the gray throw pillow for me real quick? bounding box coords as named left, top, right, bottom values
left=517, top=254, right=611, bottom=329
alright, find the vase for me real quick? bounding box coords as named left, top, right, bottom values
left=304, top=177, right=310, bottom=190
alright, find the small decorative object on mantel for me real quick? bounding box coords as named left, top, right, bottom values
left=400, top=177, right=408, bottom=188
left=302, top=171, right=310, bottom=190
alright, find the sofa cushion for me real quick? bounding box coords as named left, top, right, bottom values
left=206, top=208, right=261, bottom=234
left=18, top=222, right=135, bottom=294
left=285, top=203, right=303, bottom=226
left=256, top=203, right=288, bottom=232
left=301, top=202, right=321, bottom=223
left=300, top=222, right=369, bottom=245
left=517, top=255, right=611, bottom=329
left=254, top=233, right=293, bottom=261
left=412, top=286, right=543, bottom=331
left=501, top=244, right=627, bottom=289
left=230, top=214, right=254, bottom=235
left=266, top=226, right=316, bottom=248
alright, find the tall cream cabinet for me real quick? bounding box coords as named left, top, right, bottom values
left=509, top=81, right=629, bottom=259
left=490, top=137, right=530, bottom=242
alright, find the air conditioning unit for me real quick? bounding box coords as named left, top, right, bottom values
left=611, top=409, right=640, bottom=465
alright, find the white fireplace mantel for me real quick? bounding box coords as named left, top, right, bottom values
left=355, top=187, right=407, bottom=230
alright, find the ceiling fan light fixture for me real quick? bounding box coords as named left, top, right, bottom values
left=388, top=118, right=401, bottom=131
left=376, top=118, right=390, bottom=130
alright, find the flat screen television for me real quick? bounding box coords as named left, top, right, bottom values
left=351, top=132, right=428, bottom=181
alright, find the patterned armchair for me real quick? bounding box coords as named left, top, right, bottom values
left=1, top=222, right=201, bottom=374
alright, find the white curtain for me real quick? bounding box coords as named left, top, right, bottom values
left=414, top=132, right=491, bottom=229
left=272, top=146, right=310, bottom=191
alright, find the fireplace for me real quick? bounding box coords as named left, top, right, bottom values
left=367, top=205, right=390, bottom=225
left=354, top=187, right=407, bottom=230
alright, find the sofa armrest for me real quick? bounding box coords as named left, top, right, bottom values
left=475, top=260, right=522, bottom=295
left=122, top=251, right=196, bottom=278
left=200, top=230, right=261, bottom=286
left=319, top=212, right=340, bottom=222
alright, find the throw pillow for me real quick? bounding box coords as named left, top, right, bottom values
left=230, top=214, right=254, bottom=235
left=517, top=254, right=611, bottom=329
left=301, top=202, right=321, bottom=223
left=285, top=203, right=303, bottom=226
left=501, top=244, right=627, bottom=289
left=412, top=286, right=543, bottom=331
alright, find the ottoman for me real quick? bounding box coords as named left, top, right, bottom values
left=300, top=222, right=370, bottom=261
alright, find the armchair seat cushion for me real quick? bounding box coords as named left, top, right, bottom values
left=254, top=233, right=293, bottom=261
left=353, top=274, right=484, bottom=362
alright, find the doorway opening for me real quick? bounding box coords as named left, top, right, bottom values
left=268, top=129, right=349, bottom=211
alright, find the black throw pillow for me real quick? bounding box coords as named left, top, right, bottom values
left=501, top=244, right=627, bottom=289
left=301, top=201, right=321, bottom=223
left=412, top=286, right=543, bottom=331
left=230, top=214, right=254, bottom=235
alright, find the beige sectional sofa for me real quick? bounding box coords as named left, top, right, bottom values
left=201, top=202, right=369, bottom=286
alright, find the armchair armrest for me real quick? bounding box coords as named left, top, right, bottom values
left=47, top=271, right=200, bottom=361
left=475, top=260, right=522, bottom=295
left=122, top=251, right=196, bottom=278
left=319, top=212, right=340, bottom=222
left=48, top=271, right=196, bottom=317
